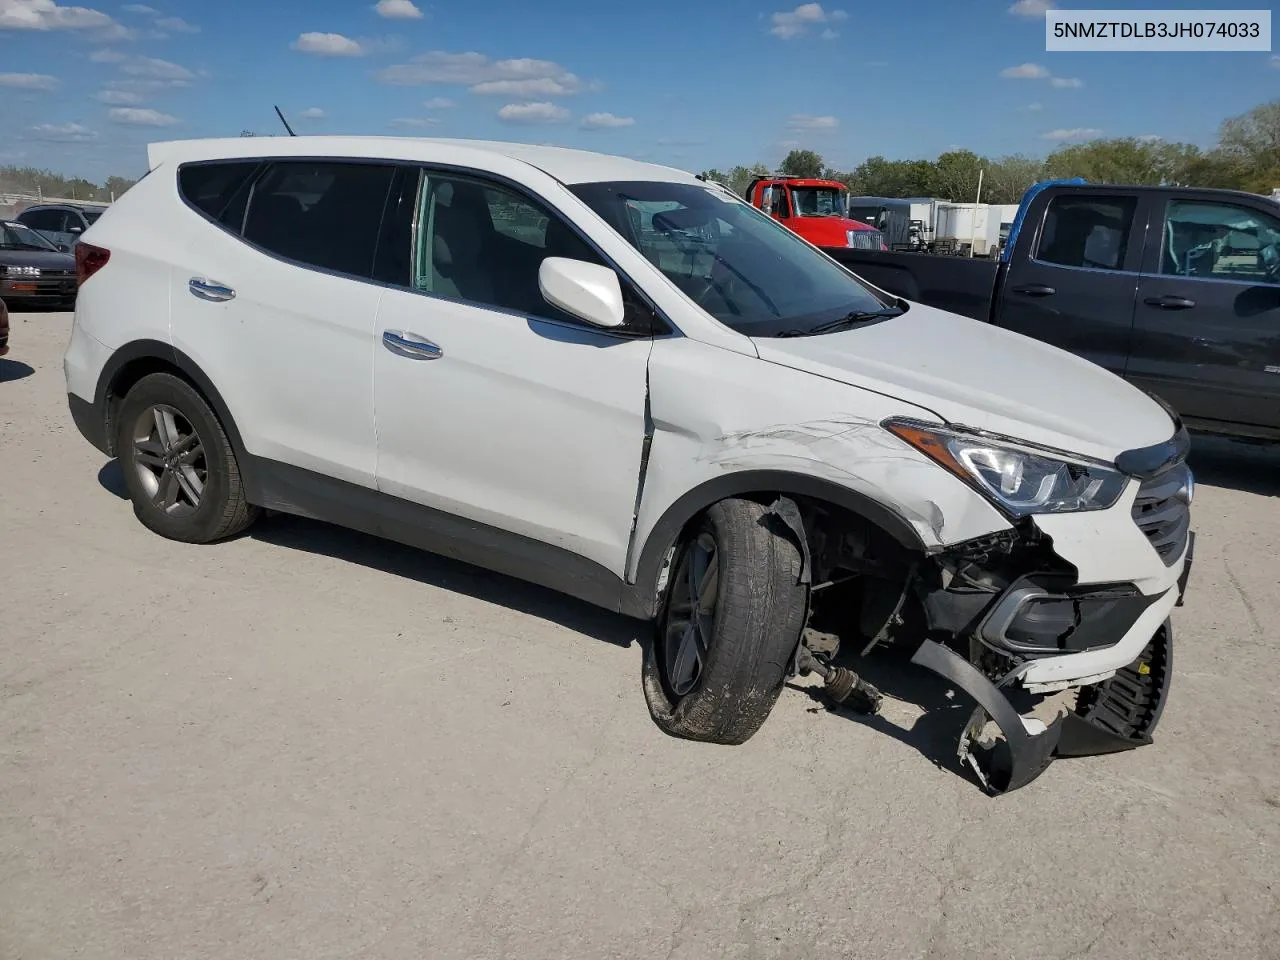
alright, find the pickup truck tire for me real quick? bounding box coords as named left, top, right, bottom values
left=643, top=498, right=807, bottom=745
left=116, top=372, right=260, bottom=544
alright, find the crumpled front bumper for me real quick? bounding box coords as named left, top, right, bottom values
left=911, top=615, right=1175, bottom=794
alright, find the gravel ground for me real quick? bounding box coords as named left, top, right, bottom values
left=2, top=311, right=1277, bottom=960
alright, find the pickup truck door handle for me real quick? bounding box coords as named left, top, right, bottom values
left=188, top=278, right=236, bottom=302
left=382, top=330, right=443, bottom=361
left=1144, top=295, right=1197, bottom=310
left=1012, top=284, right=1056, bottom=297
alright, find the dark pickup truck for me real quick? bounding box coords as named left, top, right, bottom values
left=825, top=181, right=1280, bottom=441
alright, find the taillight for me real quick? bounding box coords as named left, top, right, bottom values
left=75, top=242, right=111, bottom=286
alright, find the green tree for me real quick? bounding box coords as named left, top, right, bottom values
left=928, top=150, right=985, bottom=202
left=781, top=149, right=824, bottom=179
left=983, top=154, right=1045, bottom=204
left=844, top=156, right=934, bottom=198
left=1215, top=99, right=1280, bottom=193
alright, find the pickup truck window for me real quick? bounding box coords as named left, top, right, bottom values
left=1160, top=200, right=1280, bottom=285
left=1036, top=195, right=1137, bottom=272
left=571, top=179, right=894, bottom=337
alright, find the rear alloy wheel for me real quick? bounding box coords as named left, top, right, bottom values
left=131, top=404, right=207, bottom=519
left=116, top=372, right=260, bottom=543
left=643, top=498, right=808, bottom=745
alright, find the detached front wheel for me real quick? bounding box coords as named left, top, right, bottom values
left=643, top=498, right=807, bottom=745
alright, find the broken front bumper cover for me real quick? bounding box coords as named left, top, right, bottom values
left=910, top=618, right=1174, bottom=794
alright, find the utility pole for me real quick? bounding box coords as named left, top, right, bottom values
left=969, top=168, right=984, bottom=258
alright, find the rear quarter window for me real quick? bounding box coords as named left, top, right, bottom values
left=178, top=161, right=261, bottom=228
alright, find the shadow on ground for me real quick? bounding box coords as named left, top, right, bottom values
left=788, top=646, right=979, bottom=784
left=1188, top=434, right=1280, bottom=498
left=0, top=359, right=35, bottom=383
left=96, top=459, right=641, bottom=649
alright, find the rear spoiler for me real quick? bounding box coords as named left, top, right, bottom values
left=1000, top=177, right=1086, bottom=262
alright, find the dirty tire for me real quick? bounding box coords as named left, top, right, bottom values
left=643, top=498, right=807, bottom=745
left=115, top=372, right=260, bottom=544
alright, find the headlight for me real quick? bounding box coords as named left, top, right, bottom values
left=845, top=230, right=858, bottom=247
left=885, top=419, right=1128, bottom=515
left=2, top=265, right=41, bottom=277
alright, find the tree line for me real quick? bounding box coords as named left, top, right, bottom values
left=701, top=99, right=1280, bottom=204
left=0, top=165, right=137, bottom=204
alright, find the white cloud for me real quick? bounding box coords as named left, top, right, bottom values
left=155, top=15, right=198, bottom=33
left=93, top=88, right=142, bottom=104
left=422, top=96, right=454, bottom=109
left=26, top=121, right=97, bottom=142
left=1000, top=62, right=1050, bottom=79
left=109, top=106, right=178, bottom=126
left=770, top=3, right=846, bottom=39
left=0, top=0, right=115, bottom=31
left=0, top=71, right=58, bottom=90
left=1050, top=76, right=1084, bottom=88
left=91, top=50, right=196, bottom=81
left=786, top=113, right=839, bottom=132
left=374, top=0, right=423, bottom=18
left=292, top=32, right=365, bottom=56
left=378, top=51, right=590, bottom=96
left=1023, top=101, right=1043, bottom=111
left=389, top=116, right=441, bottom=128
left=820, top=27, right=838, bottom=39
left=1041, top=127, right=1102, bottom=141
left=1136, top=134, right=1163, bottom=143
left=496, top=101, right=570, bottom=124
left=1009, top=0, right=1055, bottom=16
left=580, top=111, right=634, bottom=129
left=299, top=107, right=326, bottom=119
left=121, top=3, right=158, bottom=13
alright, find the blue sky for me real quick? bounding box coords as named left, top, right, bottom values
left=1, top=0, right=1276, bottom=181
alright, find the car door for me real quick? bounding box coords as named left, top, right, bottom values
left=995, top=189, right=1151, bottom=373
left=1128, top=193, right=1280, bottom=432
left=372, top=166, right=653, bottom=577
left=168, top=158, right=390, bottom=487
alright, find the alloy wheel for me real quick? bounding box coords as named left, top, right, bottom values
left=130, top=403, right=207, bottom=517
left=663, top=532, right=720, bottom=697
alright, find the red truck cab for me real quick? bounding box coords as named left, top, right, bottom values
left=745, top=177, right=887, bottom=250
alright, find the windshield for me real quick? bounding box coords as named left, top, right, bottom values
left=571, top=180, right=895, bottom=337
left=789, top=186, right=846, bottom=218
left=0, top=221, right=57, bottom=251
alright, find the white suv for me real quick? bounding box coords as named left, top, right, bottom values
left=64, top=137, right=1193, bottom=792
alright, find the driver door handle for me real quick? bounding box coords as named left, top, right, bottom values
left=1144, top=295, right=1197, bottom=310
left=382, top=330, right=443, bottom=361
left=1012, top=284, right=1055, bottom=297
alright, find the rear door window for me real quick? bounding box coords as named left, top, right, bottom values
left=1036, top=195, right=1138, bottom=271
left=241, top=161, right=396, bottom=278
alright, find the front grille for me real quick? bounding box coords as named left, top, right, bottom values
left=1131, top=464, right=1192, bottom=566
left=848, top=230, right=884, bottom=250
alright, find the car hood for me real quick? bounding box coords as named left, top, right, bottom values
left=1, top=249, right=75, bottom=269
left=752, top=301, right=1176, bottom=463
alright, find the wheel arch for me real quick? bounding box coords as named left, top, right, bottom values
left=624, top=470, right=930, bottom=619
left=95, top=339, right=260, bottom=499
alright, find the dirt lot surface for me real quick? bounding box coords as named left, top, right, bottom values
left=2, top=312, right=1278, bottom=960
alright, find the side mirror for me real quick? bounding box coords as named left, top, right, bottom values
left=539, top=257, right=625, bottom=329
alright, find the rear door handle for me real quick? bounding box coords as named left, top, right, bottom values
left=1144, top=295, right=1197, bottom=310
left=1012, top=284, right=1056, bottom=297
left=382, top=330, right=443, bottom=361
left=189, top=278, right=236, bottom=302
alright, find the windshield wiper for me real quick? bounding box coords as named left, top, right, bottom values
left=773, top=308, right=902, bottom=338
